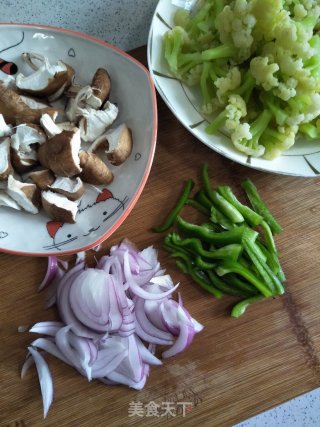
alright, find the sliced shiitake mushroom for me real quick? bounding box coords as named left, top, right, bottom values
left=40, top=113, right=62, bottom=138
left=29, top=169, right=55, bottom=191
left=38, top=129, right=82, bottom=177
left=0, top=82, right=59, bottom=125
left=49, top=176, right=85, bottom=201
left=16, top=53, right=75, bottom=98
left=42, top=190, right=78, bottom=223
left=7, top=175, right=41, bottom=214
left=0, top=114, right=12, bottom=137
left=88, top=68, right=111, bottom=109
left=79, top=101, right=118, bottom=142
left=0, top=189, right=21, bottom=210
left=11, top=124, right=47, bottom=152
left=10, top=147, right=39, bottom=174
left=92, top=123, right=133, bottom=166
left=79, top=151, right=113, bottom=185
left=0, top=137, right=13, bottom=180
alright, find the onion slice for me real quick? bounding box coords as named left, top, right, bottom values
left=38, top=256, right=58, bottom=292
left=27, top=346, right=54, bottom=419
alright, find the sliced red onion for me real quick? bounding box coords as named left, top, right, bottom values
left=57, top=259, right=69, bottom=271
left=29, top=321, right=64, bottom=336
left=38, top=256, right=58, bottom=292
left=191, top=318, right=204, bottom=333
left=106, top=365, right=148, bottom=390
left=150, top=274, right=175, bottom=289
left=21, top=238, right=203, bottom=417
left=136, top=337, right=162, bottom=366
left=55, top=325, right=81, bottom=371
left=134, top=318, right=173, bottom=345
left=31, top=337, right=70, bottom=365
left=69, top=335, right=95, bottom=381
left=21, top=353, right=35, bottom=378
left=91, top=337, right=127, bottom=378
left=134, top=296, right=173, bottom=342
left=69, top=269, right=111, bottom=332
left=117, top=335, right=143, bottom=383
left=162, top=321, right=196, bottom=358
left=57, top=268, right=103, bottom=339
left=27, top=346, right=54, bottom=419
left=124, top=251, right=179, bottom=300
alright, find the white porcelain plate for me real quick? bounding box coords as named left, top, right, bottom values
left=148, top=0, right=320, bottom=177
left=0, top=24, right=157, bottom=256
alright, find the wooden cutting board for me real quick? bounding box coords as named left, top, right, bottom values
left=1, top=46, right=320, bottom=427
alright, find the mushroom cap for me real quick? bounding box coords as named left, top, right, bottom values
left=38, top=129, right=82, bottom=177
left=0, top=83, right=59, bottom=125
left=105, top=123, right=133, bottom=166
left=88, top=68, right=111, bottom=108
left=42, top=190, right=78, bottom=223
left=79, top=151, right=113, bottom=185
left=29, top=169, right=55, bottom=190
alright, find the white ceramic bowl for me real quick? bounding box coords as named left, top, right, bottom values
left=148, top=0, right=320, bottom=177
left=0, top=24, right=157, bottom=256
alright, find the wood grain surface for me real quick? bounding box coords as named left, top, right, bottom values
left=1, top=46, right=320, bottom=427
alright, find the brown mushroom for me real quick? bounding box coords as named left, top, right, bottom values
left=104, top=123, right=133, bottom=165
left=88, top=68, right=111, bottom=108
left=38, top=129, right=82, bottom=177
left=0, top=189, right=21, bottom=211
left=10, top=147, right=39, bottom=173
left=16, top=53, right=75, bottom=98
left=0, top=82, right=59, bottom=125
left=49, top=176, right=85, bottom=201
left=29, top=169, right=55, bottom=190
left=7, top=175, right=41, bottom=214
left=42, top=190, right=78, bottom=223
left=79, top=151, right=113, bottom=185
left=0, top=137, right=13, bottom=180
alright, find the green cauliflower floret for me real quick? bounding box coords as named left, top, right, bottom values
left=217, top=0, right=256, bottom=62
left=260, top=125, right=297, bottom=159
left=250, top=56, right=279, bottom=91
left=214, top=66, right=242, bottom=103
left=286, top=92, right=320, bottom=126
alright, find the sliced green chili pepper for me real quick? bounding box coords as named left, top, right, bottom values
left=202, top=164, right=244, bottom=223
left=170, top=233, right=242, bottom=261
left=171, top=251, right=223, bottom=298
left=177, top=216, right=247, bottom=246
left=243, top=237, right=285, bottom=295
left=217, top=185, right=263, bottom=227
left=186, top=198, right=211, bottom=216
left=241, top=178, right=282, bottom=234
left=231, top=295, right=266, bottom=318
left=153, top=179, right=195, bottom=233
left=207, top=270, right=249, bottom=297
left=216, top=260, right=273, bottom=297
